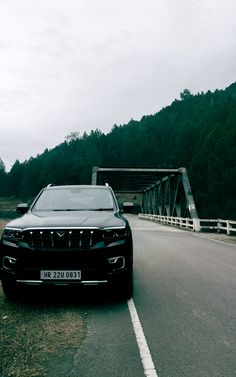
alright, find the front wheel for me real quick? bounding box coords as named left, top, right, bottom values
left=1, top=279, right=18, bottom=300
left=112, top=271, right=133, bottom=299
left=123, top=271, right=133, bottom=299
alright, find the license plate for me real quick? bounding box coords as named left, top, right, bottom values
left=40, top=270, right=81, bottom=280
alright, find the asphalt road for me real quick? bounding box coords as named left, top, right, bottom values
left=129, top=216, right=236, bottom=377
left=1, top=215, right=236, bottom=377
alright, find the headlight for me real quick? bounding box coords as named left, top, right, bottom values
left=103, top=227, right=129, bottom=243
left=2, top=228, right=24, bottom=244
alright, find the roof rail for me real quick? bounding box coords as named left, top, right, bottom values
left=47, top=183, right=55, bottom=187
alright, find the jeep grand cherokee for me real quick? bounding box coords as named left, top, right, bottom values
left=0, top=185, right=133, bottom=299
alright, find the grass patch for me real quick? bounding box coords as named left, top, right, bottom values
left=0, top=290, right=85, bottom=377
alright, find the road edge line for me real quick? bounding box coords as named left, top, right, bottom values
left=127, top=298, right=158, bottom=377
left=193, top=233, right=236, bottom=247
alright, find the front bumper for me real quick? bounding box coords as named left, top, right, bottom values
left=0, top=239, right=133, bottom=287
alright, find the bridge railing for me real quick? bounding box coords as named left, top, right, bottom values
left=139, top=214, right=236, bottom=236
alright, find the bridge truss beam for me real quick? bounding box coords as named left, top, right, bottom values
left=92, top=167, right=198, bottom=219
left=142, top=168, right=198, bottom=218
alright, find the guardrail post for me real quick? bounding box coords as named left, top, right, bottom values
left=217, top=219, right=221, bottom=233
left=193, top=218, right=201, bottom=232
left=226, top=220, right=230, bottom=235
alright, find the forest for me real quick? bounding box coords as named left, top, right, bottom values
left=0, top=82, right=235, bottom=219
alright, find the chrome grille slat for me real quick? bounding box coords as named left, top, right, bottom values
left=79, top=231, right=83, bottom=248
left=30, top=231, right=34, bottom=247
left=90, top=231, right=93, bottom=247
left=40, top=231, right=44, bottom=248
left=68, top=231, right=72, bottom=248
left=50, top=231, right=54, bottom=248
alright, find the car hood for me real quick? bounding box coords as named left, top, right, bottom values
left=6, top=211, right=127, bottom=229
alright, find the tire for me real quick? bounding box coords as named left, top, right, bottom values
left=1, top=279, right=18, bottom=300
left=123, top=271, right=133, bottom=299
left=113, top=270, right=133, bottom=299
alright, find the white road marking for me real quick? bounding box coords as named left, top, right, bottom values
left=127, top=298, right=158, bottom=377
left=193, top=233, right=236, bottom=247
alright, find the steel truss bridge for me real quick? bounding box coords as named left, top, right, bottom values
left=92, top=167, right=198, bottom=219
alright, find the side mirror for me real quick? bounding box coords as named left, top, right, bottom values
left=16, top=203, right=29, bottom=214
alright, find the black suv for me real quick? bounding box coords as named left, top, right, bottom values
left=0, top=185, right=133, bottom=299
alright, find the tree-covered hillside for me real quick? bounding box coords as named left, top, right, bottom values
left=0, top=83, right=236, bottom=219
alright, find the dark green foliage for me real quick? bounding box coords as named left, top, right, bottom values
left=1, top=83, right=236, bottom=219
left=0, top=157, right=6, bottom=196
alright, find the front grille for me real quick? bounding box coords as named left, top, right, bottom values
left=23, top=229, right=102, bottom=250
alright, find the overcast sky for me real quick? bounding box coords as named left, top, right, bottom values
left=0, top=0, right=236, bottom=171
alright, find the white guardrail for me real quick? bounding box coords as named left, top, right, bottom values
left=139, top=214, right=236, bottom=235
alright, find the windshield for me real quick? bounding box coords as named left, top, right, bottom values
left=32, top=187, right=115, bottom=211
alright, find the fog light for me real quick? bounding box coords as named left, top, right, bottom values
left=3, top=256, right=17, bottom=270
left=107, top=256, right=125, bottom=270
